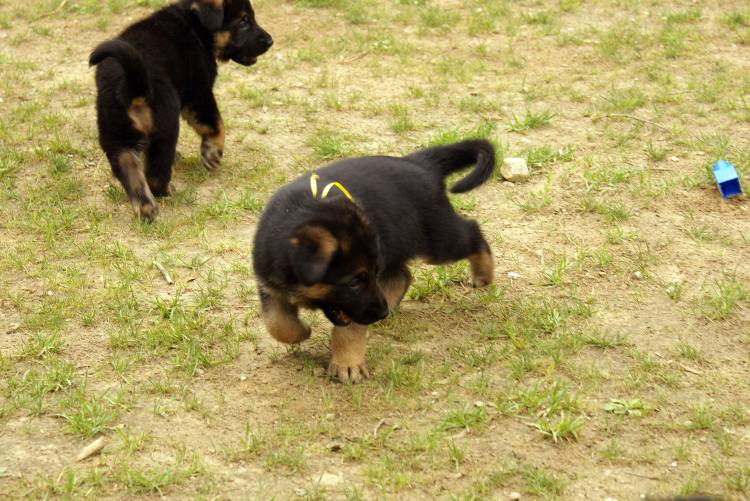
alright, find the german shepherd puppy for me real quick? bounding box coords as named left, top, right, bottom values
left=90, top=0, right=272, bottom=221
left=252, top=140, right=496, bottom=383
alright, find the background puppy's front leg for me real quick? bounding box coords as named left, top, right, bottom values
left=328, top=324, right=369, bottom=384
left=260, top=292, right=311, bottom=344
left=182, top=96, right=224, bottom=171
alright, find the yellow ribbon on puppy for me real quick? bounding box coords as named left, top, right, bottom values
left=310, top=174, right=354, bottom=201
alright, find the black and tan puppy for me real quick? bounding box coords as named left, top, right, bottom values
left=90, top=0, right=272, bottom=221
left=252, top=140, right=496, bottom=383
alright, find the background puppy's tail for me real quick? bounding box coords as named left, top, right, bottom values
left=90, top=40, right=153, bottom=133
left=404, top=139, right=496, bottom=193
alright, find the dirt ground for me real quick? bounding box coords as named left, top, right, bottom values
left=1, top=0, right=749, bottom=499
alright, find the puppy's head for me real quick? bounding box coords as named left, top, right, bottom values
left=289, top=203, right=389, bottom=327
left=206, top=0, right=273, bottom=66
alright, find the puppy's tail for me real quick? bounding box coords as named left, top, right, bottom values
left=90, top=40, right=154, bottom=133
left=404, top=139, right=496, bottom=193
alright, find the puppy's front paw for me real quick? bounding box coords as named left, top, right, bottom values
left=200, top=139, right=223, bottom=171
left=133, top=198, right=159, bottom=223
left=327, top=361, right=370, bottom=384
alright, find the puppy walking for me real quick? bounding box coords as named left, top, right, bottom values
left=253, top=140, right=496, bottom=383
left=90, top=0, right=272, bottom=221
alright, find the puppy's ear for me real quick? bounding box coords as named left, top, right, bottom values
left=290, top=226, right=338, bottom=285
left=190, top=0, right=225, bottom=32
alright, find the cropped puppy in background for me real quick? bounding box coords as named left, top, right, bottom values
left=90, top=0, right=272, bottom=221
left=252, top=140, right=496, bottom=383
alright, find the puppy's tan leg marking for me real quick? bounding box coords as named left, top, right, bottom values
left=117, top=150, right=158, bottom=222
left=261, top=294, right=311, bottom=344
left=182, top=111, right=225, bottom=171
left=199, top=119, right=224, bottom=171
left=468, top=250, right=494, bottom=287
left=380, top=268, right=412, bottom=310
left=328, top=323, right=369, bottom=384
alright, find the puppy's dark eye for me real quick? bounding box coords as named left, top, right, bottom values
left=239, top=15, right=250, bottom=29
left=347, top=273, right=368, bottom=289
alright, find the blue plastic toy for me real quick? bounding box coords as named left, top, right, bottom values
left=712, top=160, right=743, bottom=198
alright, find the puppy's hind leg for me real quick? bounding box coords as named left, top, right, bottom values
left=467, top=235, right=494, bottom=288
left=429, top=216, right=494, bottom=288
left=461, top=220, right=494, bottom=287
left=108, top=149, right=159, bottom=222
left=259, top=290, right=311, bottom=344
left=145, top=133, right=178, bottom=198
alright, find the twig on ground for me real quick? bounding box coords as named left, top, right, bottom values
left=677, top=363, right=703, bottom=375
left=604, top=113, right=670, bottom=130
left=38, top=0, right=68, bottom=18
left=153, top=261, right=174, bottom=285
left=373, top=418, right=387, bottom=438
left=75, top=437, right=106, bottom=462
left=624, top=471, right=660, bottom=481
left=343, top=51, right=370, bottom=64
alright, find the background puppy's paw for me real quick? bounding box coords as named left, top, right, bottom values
left=200, top=140, right=223, bottom=170
left=133, top=199, right=159, bottom=223
left=327, top=362, right=370, bottom=384
left=150, top=181, right=175, bottom=198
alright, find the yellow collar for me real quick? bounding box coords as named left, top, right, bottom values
left=309, top=174, right=354, bottom=201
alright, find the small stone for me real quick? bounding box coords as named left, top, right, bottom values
left=633, top=271, right=643, bottom=280
left=294, top=487, right=306, bottom=497
left=670, top=461, right=677, bottom=468
left=508, top=271, right=520, bottom=280
left=239, top=374, right=247, bottom=381
left=501, top=157, right=530, bottom=182
left=318, top=472, right=343, bottom=487
left=669, top=156, right=679, bottom=162
left=474, top=400, right=486, bottom=408
left=6, top=323, right=20, bottom=334
left=510, top=492, right=522, bottom=500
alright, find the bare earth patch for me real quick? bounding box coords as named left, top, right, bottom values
left=1, top=0, right=749, bottom=499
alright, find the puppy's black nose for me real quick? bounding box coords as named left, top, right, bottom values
left=259, top=32, right=273, bottom=49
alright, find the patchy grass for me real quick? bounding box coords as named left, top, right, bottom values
left=0, top=0, right=749, bottom=500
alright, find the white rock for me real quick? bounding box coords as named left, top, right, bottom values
left=317, top=472, right=343, bottom=487
left=508, top=271, right=520, bottom=280
left=510, top=492, right=522, bottom=500
left=501, top=157, right=530, bottom=182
